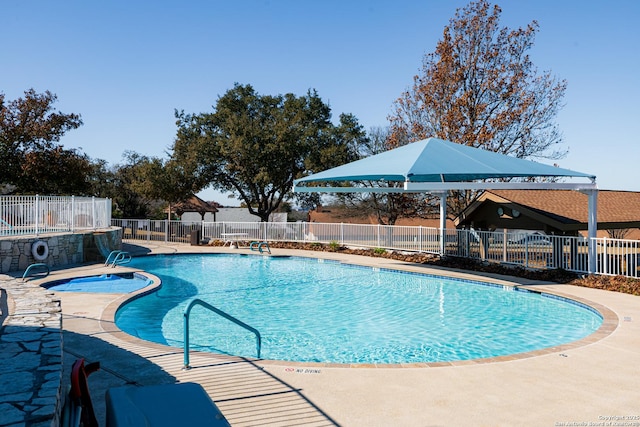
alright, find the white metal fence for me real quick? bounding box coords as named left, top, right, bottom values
left=0, top=195, right=112, bottom=236
left=593, top=237, right=640, bottom=277
left=112, top=219, right=640, bottom=279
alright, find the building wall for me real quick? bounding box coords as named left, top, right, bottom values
left=182, top=208, right=287, bottom=223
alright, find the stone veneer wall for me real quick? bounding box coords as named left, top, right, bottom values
left=0, top=227, right=122, bottom=274
left=0, top=280, right=63, bottom=426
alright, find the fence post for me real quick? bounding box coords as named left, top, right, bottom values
left=91, top=196, right=96, bottom=229
left=106, top=198, right=112, bottom=228
left=71, top=196, right=75, bottom=232
left=602, top=237, right=608, bottom=275
left=35, top=195, right=40, bottom=236
left=503, top=229, right=507, bottom=263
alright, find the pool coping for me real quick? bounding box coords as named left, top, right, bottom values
left=98, top=249, right=619, bottom=369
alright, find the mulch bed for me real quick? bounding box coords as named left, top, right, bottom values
left=258, top=241, right=640, bottom=296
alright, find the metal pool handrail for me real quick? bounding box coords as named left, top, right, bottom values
left=183, top=298, right=262, bottom=369
left=249, top=241, right=271, bottom=254
left=22, top=263, right=50, bottom=281
left=104, top=250, right=131, bottom=267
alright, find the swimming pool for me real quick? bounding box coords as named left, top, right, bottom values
left=45, top=273, right=152, bottom=293
left=115, top=254, right=602, bottom=364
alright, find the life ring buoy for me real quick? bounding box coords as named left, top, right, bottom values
left=32, top=240, right=49, bottom=261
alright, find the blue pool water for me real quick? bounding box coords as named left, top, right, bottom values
left=45, top=273, right=152, bottom=293
left=115, top=254, right=602, bottom=364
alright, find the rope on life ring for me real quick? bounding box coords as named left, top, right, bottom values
left=32, top=240, right=49, bottom=261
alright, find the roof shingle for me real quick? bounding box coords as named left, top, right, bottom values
left=487, top=190, right=640, bottom=223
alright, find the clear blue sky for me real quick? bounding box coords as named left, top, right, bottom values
left=3, top=0, right=639, bottom=205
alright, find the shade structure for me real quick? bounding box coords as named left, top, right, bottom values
left=294, top=138, right=594, bottom=189
left=164, top=195, right=219, bottom=220
left=293, top=137, right=599, bottom=273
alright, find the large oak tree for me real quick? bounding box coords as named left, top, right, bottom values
left=172, top=83, right=366, bottom=221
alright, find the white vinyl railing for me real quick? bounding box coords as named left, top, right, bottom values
left=112, top=219, right=640, bottom=279
left=593, top=237, right=640, bottom=277
left=445, top=229, right=592, bottom=272
left=0, top=195, right=112, bottom=236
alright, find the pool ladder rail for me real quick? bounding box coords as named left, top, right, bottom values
left=183, top=298, right=262, bottom=370
left=22, top=263, right=50, bottom=281
left=105, top=250, right=132, bottom=268
left=249, top=241, right=271, bottom=254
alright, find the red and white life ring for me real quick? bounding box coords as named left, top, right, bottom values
left=32, top=240, right=49, bottom=261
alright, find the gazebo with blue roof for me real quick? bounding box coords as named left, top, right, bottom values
left=293, top=138, right=599, bottom=272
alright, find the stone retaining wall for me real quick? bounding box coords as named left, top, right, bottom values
left=0, top=228, right=122, bottom=274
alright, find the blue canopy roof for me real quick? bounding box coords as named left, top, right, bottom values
left=293, top=137, right=599, bottom=274
left=294, top=138, right=595, bottom=185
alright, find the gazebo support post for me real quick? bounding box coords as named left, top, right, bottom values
left=433, top=191, right=448, bottom=256
left=582, top=188, right=598, bottom=274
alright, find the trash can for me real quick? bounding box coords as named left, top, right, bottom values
left=190, top=229, right=201, bottom=246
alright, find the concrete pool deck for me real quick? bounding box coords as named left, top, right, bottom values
left=5, top=241, right=640, bottom=426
